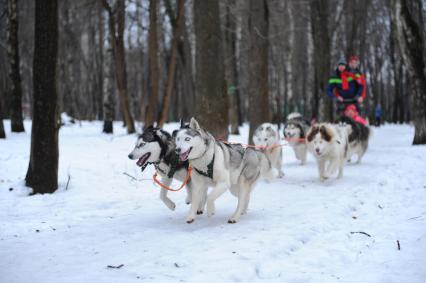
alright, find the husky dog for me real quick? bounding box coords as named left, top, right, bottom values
left=284, top=112, right=310, bottom=165
left=174, top=118, right=278, bottom=224
left=338, top=116, right=370, bottom=163
left=253, top=123, right=284, bottom=178
left=306, top=123, right=349, bottom=181
left=128, top=125, right=195, bottom=211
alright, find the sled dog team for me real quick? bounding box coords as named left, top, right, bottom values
left=128, top=113, right=370, bottom=223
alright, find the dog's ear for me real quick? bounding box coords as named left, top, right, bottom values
left=144, top=125, right=153, bottom=131
left=189, top=117, right=201, bottom=130
left=180, top=119, right=185, bottom=128
left=172, top=129, right=179, bottom=138
left=319, top=125, right=332, bottom=142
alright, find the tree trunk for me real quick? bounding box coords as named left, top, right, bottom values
left=103, top=18, right=114, bottom=134
left=0, top=93, right=6, bottom=138
left=158, top=0, right=185, bottom=127
left=392, top=0, right=426, bottom=144
left=223, top=0, right=240, bottom=135
left=310, top=0, right=332, bottom=122
left=8, top=0, right=25, bottom=132
left=248, top=0, right=269, bottom=143
left=25, top=0, right=59, bottom=194
left=194, top=0, right=229, bottom=139
left=145, top=0, right=159, bottom=126
left=101, top=0, right=135, bottom=134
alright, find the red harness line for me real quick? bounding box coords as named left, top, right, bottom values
left=152, top=166, right=193, bottom=192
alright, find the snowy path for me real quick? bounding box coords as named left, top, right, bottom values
left=1, top=121, right=425, bottom=283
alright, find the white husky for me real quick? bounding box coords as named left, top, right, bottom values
left=306, top=123, right=349, bottom=181
left=174, top=118, right=278, bottom=224
left=253, top=123, right=284, bottom=178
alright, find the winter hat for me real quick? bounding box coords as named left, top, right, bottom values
left=337, top=57, right=347, bottom=66
left=348, top=55, right=359, bottom=63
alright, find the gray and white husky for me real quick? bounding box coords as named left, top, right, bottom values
left=174, top=118, right=278, bottom=224
left=128, top=125, right=196, bottom=212
left=253, top=123, right=284, bottom=178
left=283, top=112, right=310, bottom=165
left=338, top=116, right=370, bottom=163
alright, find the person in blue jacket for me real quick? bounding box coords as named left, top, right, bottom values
left=375, top=104, right=382, bottom=127
left=326, top=58, right=364, bottom=117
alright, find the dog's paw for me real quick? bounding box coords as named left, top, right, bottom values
left=167, top=202, right=176, bottom=211
left=185, top=196, right=192, bottom=205
left=278, top=171, right=285, bottom=178
left=197, top=210, right=203, bottom=215
left=186, top=219, right=194, bottom=224
left=228, top=219, right=237, bottom=224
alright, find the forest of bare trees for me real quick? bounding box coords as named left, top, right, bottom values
left=0, top=0, right=425, bottom=144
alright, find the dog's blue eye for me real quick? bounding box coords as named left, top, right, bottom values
left=185, top=137, right=191, bottom=141
left=138, top=143, right=145, bottom=148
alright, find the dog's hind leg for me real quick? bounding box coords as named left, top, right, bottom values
left=206, top=181, right=229, bottom=217
left=228, top=183, right=250, bottom=223
left=159, top=179, right=176, bottom=211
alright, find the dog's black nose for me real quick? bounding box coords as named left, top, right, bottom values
left=175, top=148, right=181, bottom=154
left=315, top=148, right=320, bottom=153
left=128, top=154, right=133, bottom=159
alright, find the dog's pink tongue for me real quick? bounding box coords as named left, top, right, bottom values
left=180, top=150, right=189, bottom=161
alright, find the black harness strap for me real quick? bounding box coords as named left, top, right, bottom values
left=194, top=154, right=215, bottom=179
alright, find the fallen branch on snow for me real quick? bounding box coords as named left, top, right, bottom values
left=107, top=264, right=124, bottom=269
left=350, top=231, right=372, bottom=237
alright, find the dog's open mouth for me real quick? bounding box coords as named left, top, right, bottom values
left=136, top=153, right=151, bottom=167
left=179, top=147, right=192, bottom=161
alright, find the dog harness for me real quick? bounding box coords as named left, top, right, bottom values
left=193, top=154, right=215, bottom=179
left=155, top=152, right=189, bottom=178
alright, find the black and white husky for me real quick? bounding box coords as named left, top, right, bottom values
left=338, top=116, right=370, bottom=163
left=128, top=126, right=195, bottom=211
left=253, top=123, right=284, bottom=178
left=283, top=112, right=310, bottom=165
left=174, top=118, right=278, bottom=224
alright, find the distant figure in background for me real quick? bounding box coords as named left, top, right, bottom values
left=326, top=58, right=364, bottom=117
left=375, top=104, right=382, bottom=127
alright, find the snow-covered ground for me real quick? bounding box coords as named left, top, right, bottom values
left=1, top=120, right=425, bottom=283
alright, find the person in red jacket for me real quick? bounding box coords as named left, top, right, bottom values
left=347, top=55, right=367, bottom=107
left=344, top=104, right=368, bottom=126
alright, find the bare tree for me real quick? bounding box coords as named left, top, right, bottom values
left=103, top=21, right=115, bottom=133
left=0, top=92, right=5, bottom=138
left=145, top=0, right=159, bottom=126
left=248, top=0, right=269, bottom=142
left=7, top=0, right=25, bottom=132
left=158, top=0, right=185, bottom=127
left=310, top=0, right=332, bottom=122
left=194, top=0, right=229, bottom=139
left=101, top=0, right=135, bottom=134
left=25, top=0, right=59, bottom=194
left=392, top=0, right=426, bottom=144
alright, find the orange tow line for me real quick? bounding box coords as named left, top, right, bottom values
left=152, top=166, right=193, bottom=192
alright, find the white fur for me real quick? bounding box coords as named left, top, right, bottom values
left=175, top=118, right=277, bottom=224
left=306, top=124, right=348, bottom=181
left=253, top=123, right=284, bottom=178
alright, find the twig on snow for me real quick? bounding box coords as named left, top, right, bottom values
left=123, top=172, right=137, bottom=181
left=107, top=264, right=124, bottom=269
left=397, top=240, right=401, bottom=250
left=65, top=175, right=71, bottom=190
left=350, top=231, right=372, bottom=237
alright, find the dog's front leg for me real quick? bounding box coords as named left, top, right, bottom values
left=324, top=158, right=339, bottom=179
left=197, top=185, right=207, bottom=214
left=185, top=180, right=192, bottom=205
left=186, top=186, right=202, bottom=223
left=206, top=181, right=229, bottom=217
left=317, top=159, right=326, bottom=181
left=159, top=178, right=176, bottom=211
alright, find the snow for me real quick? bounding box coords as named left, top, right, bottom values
left=1, top=120, right=426, bottom=283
